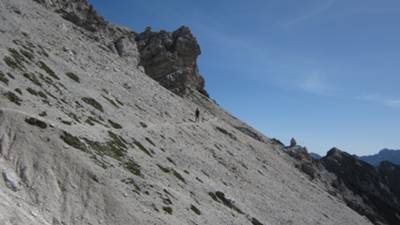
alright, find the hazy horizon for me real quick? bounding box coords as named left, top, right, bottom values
left=89, top=0, right=400, bottom=156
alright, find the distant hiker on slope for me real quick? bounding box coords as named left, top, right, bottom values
left=195, top=108, right=200, bottom=123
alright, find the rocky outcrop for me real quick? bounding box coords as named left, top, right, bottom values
left=135, top=26, right=208, bottom=97
left=321, top=148, right=400, bottom=225
left=32, top=0, right=107, bottom=32
left=32, top=0, right=208, bottom=97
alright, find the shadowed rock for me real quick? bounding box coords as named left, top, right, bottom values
left=135, top=26, right=208, bottom=97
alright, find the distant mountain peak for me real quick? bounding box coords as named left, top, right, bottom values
left=359, top=149, right=400, bottom=166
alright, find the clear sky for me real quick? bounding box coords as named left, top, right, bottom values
left=89, top=0, right=400, bottom=156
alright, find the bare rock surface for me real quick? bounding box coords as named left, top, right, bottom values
left=0, top=0, right=375, bottom=224
left=136, top=26, right=208, bottom=97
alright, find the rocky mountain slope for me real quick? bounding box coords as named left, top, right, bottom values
left=359, top=149, right=400, bottom=166
left=285, top=144, right=400, bottom=225
left=0, top=0, right=383, bottom=224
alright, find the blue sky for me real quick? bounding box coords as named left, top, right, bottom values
left=89, top=0, right=400, bottom=156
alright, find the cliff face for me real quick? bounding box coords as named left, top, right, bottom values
left=320, top=149, right=400, bottom=225
left=136, top=27, right=208, bottom=97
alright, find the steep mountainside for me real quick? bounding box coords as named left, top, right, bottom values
left=0, top=0, right=377, bottom=225
left=360, top=149, right=400, bottom=166
left=320, top=149, right=400, bottom=225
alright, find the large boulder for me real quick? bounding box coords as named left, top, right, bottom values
left=135, top=26, right=208, bottom=97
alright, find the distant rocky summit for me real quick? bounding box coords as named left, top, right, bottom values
left=359, top=149, right=400, bottom=166
left=136, top=26, right=208, bottom=97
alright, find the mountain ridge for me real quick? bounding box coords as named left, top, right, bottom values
left=359, top=149, right=400, bottom=166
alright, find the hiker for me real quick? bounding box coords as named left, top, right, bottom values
left=195, top=108, right=200, bottom=123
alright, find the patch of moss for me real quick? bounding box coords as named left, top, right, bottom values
left=162, top=206, right=173, bottom=215
left=215, top=126, right=237, bottom=141
left=145, top=137, right=156, bottom=147
left=85, top=116, right=102, bottom=126
left=4, top=91, right=22, bottom=105
left=37, top=61, right=59, bottom=80
left=133, top=140, right=152, bottom=157
left=210, top=191, right=243, bottom=214
left=14, top=88, right=22, bottom=95
left=102, top=95, right=119, bottom=108
left=157, top=164, right=171, bottom=173
left=156, top=164, right=185, bottom=183
left=39, top=111, right=47, bottom=117
left=121, top=178, right=141, bottom=193
left=190, top=205, right=201, bottom=215
left=139, top=122, right=147, bottom=128
left=3, top=56, right=24, bottom=71
left=65, top=72, right=80, bottom=83
left=37, top=45, right=49, bottom=57
left=83, top=131, right=128, bottom=161
left=25, top=117, right=47, bottom=129
left=68, top=112, right=80, bottom=123
left=60, top=131, right=88, bottom=152
left=82, top=97, right=104, bottom=112
left=172, top=169, right=186, bottom=184
left=251, top=218, right=264, bottom=225
left=167, top=157, right=176, bottom=166
left=38, top=73, right=53, bottom=85
left=19, top=49, right=34, bottom=61
left=124, top=159, right=142, bottom=176
left=26, top=87, right=38, bottom=96
left=108, top=119, right=122, bottom=129
left=6, top=73, right=15, bottom=79
left=0, top=71, right=9, bottom=85
left=23, top=72, right=42, bottom=87
left=115, top=98, right=124, bottom=106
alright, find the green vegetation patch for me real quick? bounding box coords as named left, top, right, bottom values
left=3, top=56, right=24, bottom=71
left=133, top=139, right=152, bottom=157
left=3, top=91, right=22, bottom=105
left=215, top=126, right=237, bottom=141
left=251, top=218, right=264, bottom=225
left=37, top=61, right=59, bottom=80
left=0, top=71, right=9, bottom=85
left=19, top=49, right=34, bottom=61
left=190, top=205, right=201, bottom=215
left=14, top=88, right=22, bottom=95
left=156, top=164, right=186, bottom=183
left=162, top=206, right=173, bottom=215
left=124, top=159, right=142, bottom=177
left=85, top=116, right=102, bottom=126
left=172, top=169, right=186, bottom=183
left=83, top=131, right=128, bottom=161
left=65, top=72, right=80, bottom=83
left=25, top=117, right=47, bottom=129
left=108, top=119, right=122, bottom=129
left=60, top=131, right=88, bottom=152
left=23, top=72, right=42, bottom=87
left=102, top=95, right=119, bottom=108
left=82, top=97, right=104, bottom=112
left=145, top=137, right=156, bottom=147
left=209, top=191, right=243, bottom=214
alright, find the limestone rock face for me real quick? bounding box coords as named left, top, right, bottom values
left=136, top=26, right=208, bottom=97
left=32, top=0, right=107, bottom=32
